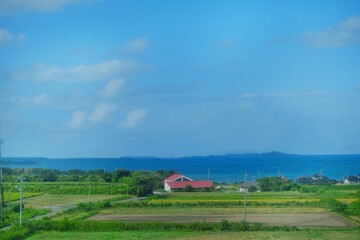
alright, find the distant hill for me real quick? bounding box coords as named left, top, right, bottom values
left=260, top=151, right=294, bottom=156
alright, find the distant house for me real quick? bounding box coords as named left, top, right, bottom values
left=296, top=175, right=313, bottom=184
left=344, top=175, right=360, bottom=184
left=296, top=173, right=337, bottom=185
left=164, top=173, right=213, bottom=192
left=239, top=181, right=260, bottom=193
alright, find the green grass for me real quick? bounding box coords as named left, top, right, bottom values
left=26, top=231, right=203, bottom=240
left=26, top=230, right=360, bottom=240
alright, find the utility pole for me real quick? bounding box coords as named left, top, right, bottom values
left=49, top=191, right=52, bottom=216
left=19, top=173, right=23, bottom=226
left=7, top=188, right=10, bottom=208
left=0, top=123, right=4, bottom=222
left=88, top=183, right=91, bottom=203
left=207, top=168, right=210, bottom=180
left=244, top=170, right=247, bottom=223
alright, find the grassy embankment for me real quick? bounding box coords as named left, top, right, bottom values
left=26, top=229, right=360, bottom=240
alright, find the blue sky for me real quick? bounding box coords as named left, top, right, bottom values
left=0, top=0, right=359, bottom=157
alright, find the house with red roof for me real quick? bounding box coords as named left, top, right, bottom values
left=164, top=173, right=213, bottom=192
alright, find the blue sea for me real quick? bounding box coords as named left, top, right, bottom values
left=3, top=152, right=360, bottom=183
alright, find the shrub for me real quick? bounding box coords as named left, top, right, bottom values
left=0, top=226, right=32, bottom=240
left=220, top=219, right=230, bottom=231
left=347, top=199, right=360, bottom=216
left=77, top=200, right=111, bottom=212
left=184, top=184, right=194, bottom=192
left=11, top=203, right=24, bottom=213
left=318, top=199, right=347, bottom=213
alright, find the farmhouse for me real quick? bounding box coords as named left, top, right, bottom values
left=344, top=175, right=360, bottom=184
left=239, top=181, right=260, bottom=192
left=164, top=173, right=213, bottom=192
left=297, top=173, right=337, bottom=185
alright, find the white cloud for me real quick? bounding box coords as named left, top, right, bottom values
left=0, top=0, right=93, bottom=16
left=89, top=103, right=116, bottom=122
left=122, top=37, right=148, bottom=54
left=99, top=79, right=125, bottom=98
left=241, top=91, right=337, bottom=99
left=120, top=109, right=147, bottom=128
left=68, top=104, right=116, bottom=128
left=18, top=93, right=49, bottom=106
left=33, top=93, right=48, bottom=105
left=69, top=110, right=87, bottom=128
left=217, top=38, right=236, bottom=48
left=0, top=28, right=25, bottom=46
left=302, top=16, right=360, bottom=48
left=14, top=60, right=153, bottom=82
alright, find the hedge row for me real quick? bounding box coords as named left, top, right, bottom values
left=24, top=219, right=298, bottom=232
left=3, top=182, right=129, bottom=194
left=0, top=220, right=298, bottom=240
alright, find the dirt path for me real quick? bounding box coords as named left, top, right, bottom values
left=88, top=213, right=355, bottom=227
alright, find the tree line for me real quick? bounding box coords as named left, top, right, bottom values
left=1, top=168, right=176, bottom=197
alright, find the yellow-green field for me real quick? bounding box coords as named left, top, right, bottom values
left=3, top=192, right=43, bottom=202
left=23, top=194, right=121, bottom=209
left=147, top=190, right=359, bottom=205
left=99, top=206, right=325, bottom=215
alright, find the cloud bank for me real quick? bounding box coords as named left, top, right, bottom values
left=14, top=60, right=153, bottom=82
left=0, top=0, right=94, bottom=16
left=302, top=15, right=360, bottom=48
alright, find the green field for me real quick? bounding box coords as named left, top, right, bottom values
left=23, top=194, right=123, bottom=209
left=26, top=230, right=360, bottom=240
left=1, top=185, right=358, bottom=240
left=159, top=187, right=360, bottom=201
left=3, top=192, right=43, bottom=202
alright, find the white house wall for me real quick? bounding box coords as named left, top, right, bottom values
left=164, top=182, right=172, bottom=192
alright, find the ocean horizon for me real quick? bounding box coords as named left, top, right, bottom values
left=3, top=152, right=360, bottom=183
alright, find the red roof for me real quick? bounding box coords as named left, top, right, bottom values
left=165, top=174, right=183, bottom=181
left=166, top=180, right=213, bottom=189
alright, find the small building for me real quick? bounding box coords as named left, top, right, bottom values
left=344, top=175, right=360, bottom=184
left=239, top=181, right=260, bottom=192
left=297, top=175, right=313, bottom=184
left=297, top=173, right=337, bottom=185
left=164, top=173, right=213, bottom=192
